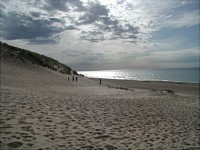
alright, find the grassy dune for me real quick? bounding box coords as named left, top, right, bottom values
left=0, top=41, right=77, bottom=75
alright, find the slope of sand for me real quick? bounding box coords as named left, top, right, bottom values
left=1, top=60, right=199, bottom=150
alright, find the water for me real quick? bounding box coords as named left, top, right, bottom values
left=78, top=68, right=199, bottom=83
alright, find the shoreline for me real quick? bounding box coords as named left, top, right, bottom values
left=87, top=76, right=200, bottom=84
left=78, top=68, right=199, bottom=84
left=88, top=77, right=199, bottom=95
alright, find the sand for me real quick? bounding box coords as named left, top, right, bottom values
left=0, top=59, right=199, bottom=150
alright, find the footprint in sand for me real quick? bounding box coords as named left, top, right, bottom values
left=8, top=141, right=23, bottom=148
left=104, top=145, right=118, bottom=150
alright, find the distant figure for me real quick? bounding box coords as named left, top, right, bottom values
left=72, top=76, right=74, bottom=82
left=99, top=78, right=101, bottom=85
left=75, top=76, right=78, bottom=82
left=68, top=77, right=69, bottom=81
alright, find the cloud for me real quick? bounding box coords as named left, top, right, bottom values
left=78, top=2, right=109, bottom=24
left=61, top=49, right=89, bottom=57
left=28, top=38, right=58, bottom=45
left=0, top=11, right=77, bottom=44
left=30, top=11, right=41, bottom=18
left=0, top=3, right=5, bottom=9
left=77, top=2, right=113, bottom=42
left=137, top=47, right=200, bottom=65
left=43, top=0, right=69, bottom=11
left=0, top=0, right=163, bottom=44
left=112, top=24, right=139, bottom=40
left=68, top=0, right=85, bottom=11
left=61, top=49, right=104, bottom=59
left=76, top=1, right=141, bottom=43
left=80, top=31, right=105, bottom=42
left=161, top=10, right=200, bottom=29
left=41, top=0, right=84, bottom=12
left=46, top=49, right=105, bottom=70
left=1, top=0, right=199, bottom=47
left=149, top=47, right=200, bottom=68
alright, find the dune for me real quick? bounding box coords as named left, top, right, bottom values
left=0, top=43, right=199, bottom=149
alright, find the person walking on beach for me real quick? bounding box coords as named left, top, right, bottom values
left=99, top=78, right=101, bottom=85
left=75, top=76, right=78, bottom=82
left=68, top=77, right=69, bottom=81
left=72, top=76, right=74, bottom=82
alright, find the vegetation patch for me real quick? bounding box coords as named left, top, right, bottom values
left=1, top=42, right=77, bottom=75
left=8, top=141, right=23, bottom=148
left=108, top=85, right=130, bottom=91
left=161, top=89, right=175, bottom=94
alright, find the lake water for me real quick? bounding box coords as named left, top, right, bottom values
left=78, top=68, right=199, bottom=83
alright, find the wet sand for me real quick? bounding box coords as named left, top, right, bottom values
left=1, top=60, right=199, bottom=149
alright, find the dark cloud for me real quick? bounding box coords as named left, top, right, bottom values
left=67, top=0, right=85, bottom=11
left=100, top=16, right=119, bottom=26
left=76, top=2, right=140, bottom=43
left=112, top=24, right=139, bottom=39
left=77, top=2, right=116, bottom=42
left=0, top=11, right=76, bottom=44
left=0, top=4, right=5, bottom=18
left=30, top=11, right=41, bottom=18
left=42, top=0, right=84, bottom=12
left=0, top=3, right=5, bottom=9
left=85, top=37, right=104, bottom=42
left=43, top=0, right=69, bottom=11
left=1, top=0, right=140, bottom=44
left=78, top=2, right=109, bottom=24
left=79, top=18, right=139, bottom=42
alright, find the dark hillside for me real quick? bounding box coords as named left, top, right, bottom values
left=0, top=42, right=77, bottom=75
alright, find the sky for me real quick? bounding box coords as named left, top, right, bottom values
left=0, top=0, right=199, bottom=71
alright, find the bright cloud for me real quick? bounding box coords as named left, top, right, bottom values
left=162, top=10, right=200, bottom=28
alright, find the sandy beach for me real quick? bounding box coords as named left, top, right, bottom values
left=1, top=59, right=199, bottom=150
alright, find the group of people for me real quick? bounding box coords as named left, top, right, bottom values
left=68, top=76, right=78, bottom=82
left=68, top=76, right=102, bottom=85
